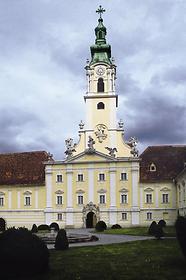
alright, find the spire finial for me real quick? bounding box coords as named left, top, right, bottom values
left=96, top=5, right=105, bottom=19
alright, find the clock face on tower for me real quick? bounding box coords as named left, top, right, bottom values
left=96, top=66, right=105, bottom=76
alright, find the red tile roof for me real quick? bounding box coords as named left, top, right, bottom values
left=140, top=145, right=186, bottom=183
left=0, top=151, right=50, bottom=185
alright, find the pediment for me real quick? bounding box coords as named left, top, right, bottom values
left=97, top=188, right=107, bottom=193
left=144, top=187, right=154, bottom=192
left=160, top=187, right=170, bottom=192
left=55, top=190, right=64, bottom=194
left=76, top=189, right=85, bottom=194
left=119, top=188, right=128, bottom=193
left=65, top=150, right=116, bottom=163
left=23, top=190, right=32, bottom=195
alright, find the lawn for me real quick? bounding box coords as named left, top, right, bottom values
left=102, top=226, right=176, bottom=237
left=19, top=238, right=185, bottom=280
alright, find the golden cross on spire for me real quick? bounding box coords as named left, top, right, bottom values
left=96, top=5, right=105, bottom=19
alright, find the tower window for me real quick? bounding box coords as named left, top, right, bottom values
left=97, top=78, right=104, bottom=92
left=97, top=102, right=105, bottom=110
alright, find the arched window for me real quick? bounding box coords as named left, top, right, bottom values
left=97, top=102, right=105, bottom=110
left=97, top=78, right=104, bottom=92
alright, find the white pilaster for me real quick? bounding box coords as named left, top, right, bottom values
left=8, top=190, right=12, bottom=209
left=45, top=165, right=53, bottom=225
left=17, top=191, right=20, bottom=209
left=88, top=166, right=94, bottom=202
left=109, top=168, right=117, bottom=225
left=66, top=168, right=74, bottom=226
left=131, top=161, right=140, bottom=225
left=140, top=187, right=143, bottom=208
left=35, top=189, right=38, bottom=209
left=155, top=188, right=159, bottom=208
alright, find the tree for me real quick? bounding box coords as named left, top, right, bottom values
left=158, top=219, right=166, bottom=228
left=55, top=229, right=69, bottom=250
left=95, top=221, right=107, bottom=232
left=153, top=224, right=164, bottom=240
left=31, top=224, right=38, bottom=233
left=175, top=216, right=186, bottom=257
left=148, top=221, right=157, bottom=235
left=50, top=222, right=59, bottom=232
left=0, top=228, right=49, bottom=277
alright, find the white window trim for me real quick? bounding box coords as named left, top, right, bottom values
left=120, top=172, right=128, bottom=181
left=56, top=174, right=63, bottom=183
left=57, top=213, right=63, bottom=221
left=24, top=195, right=31, bottom=206
left=147, top=212, right=152, bottom=220
left=98, top=173, right=106, bottom=181
left=120, top=194, right=128, bottom=204
left=77, top=195, right=84, bottom=205
left=56, top=195, right=63, bottom=205
left=162, top=193, right=169, bottom=204
left=146, top=193, right=153, bottom=204
left=99, top=194, right=106, bottom=204
left=121, top=212, right=127, bottom=220
left=0, top=196, right=4, bottom=206
left=77, top=173, right=84, bottom=182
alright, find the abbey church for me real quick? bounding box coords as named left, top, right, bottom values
left=0, top=7, right=186, bottom=229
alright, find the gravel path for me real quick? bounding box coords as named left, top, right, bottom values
left=48, top=228, right=153, bottom=249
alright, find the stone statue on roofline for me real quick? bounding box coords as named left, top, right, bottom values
left=65, top=138, right=76, bottom=158
left=128, top=137, right=139, bottom=157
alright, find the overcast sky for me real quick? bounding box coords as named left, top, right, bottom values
left=0, top=0, right=185, bottom=159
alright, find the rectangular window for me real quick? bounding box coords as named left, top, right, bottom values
left=0, top=197, right=4, bottom=206
left=78, top=195, right=83, bottom=205
left=99, top=195, right=106, bottom=204
left=147, top=212, right=152, bottom=220
left=122, top=212, right=127, bottom=220
left=57, top=213, right=63, bottom=221
left=146, top=194, right=152, bottom=204
left=121, top=173, right=127, bottom=181
left=121, top=194, right=128, bottom=204
left=57, top=175, right=63, bottom=183
left=162, top=194, right=169, bottom=203
left=99, top=173, right=105, bottom=181
left=57, top=195, right=63, bottom=205
left=78, top=174, right=84, bottom=182
left=25, top=196, right=31, bottom=206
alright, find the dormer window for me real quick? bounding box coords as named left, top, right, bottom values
left=97, top=78, right=104, bottom=92
left=97, top=102, right=105, bottom=110
left=149, top=163, right=156, bottom=172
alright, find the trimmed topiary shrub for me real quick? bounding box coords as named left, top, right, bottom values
left=38, top=224, right=50, bottom=231
left=111, top=224, right=122, bottom=229
left=55, top=229, right=69, bottom=250
left=0, top=228, right=49, bottom=277
left=153, top=224, right=164, bottom=240
left=95, top=221, right=107, bottom=232
left=50, top=222, right=59, bottom=232
left=158, top=219, right=166, bottom=228
left=175, top=216, right=186, bottom=257
left=148, top=221, right=157, bottom=235
left=31, top=224, right=38, bottom=233
left=0, top=218, right=6, bottom=232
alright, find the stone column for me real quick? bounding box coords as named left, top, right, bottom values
left=66, top=168, right=74, bottom=227
left=109, top=168, right=117, bottom=225
left=88, top=165, right=94, bottom=202
left=45, top=165, right=53, bottom=225
left=131, top=161, right=140, bottom=225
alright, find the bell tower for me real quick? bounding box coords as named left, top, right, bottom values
left=66, top=6, right=135, bottom=159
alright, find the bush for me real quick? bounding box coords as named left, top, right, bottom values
left=50, top=222, right=59, bottom=232
left=175, top=216, right=186, bottom=257
left=0, top=228, right=49, bottom=277
left=95, top=221, right=107, bottom=232
left=0, top=218, right=6, bottom=232
left=38, top=224, right=50, bottom=231
left=153, top=224, right=164, bottom=240
left=55, top=229, right=69, bottom=250
left=158, top=219, right=166, bottom=228
left=148, top=221, right=157, bottom=235
left=31, top=224, right=38, bottom=233
left=111, top=224, right=122, bottom=229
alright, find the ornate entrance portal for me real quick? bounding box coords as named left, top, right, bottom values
left=82, top=202, right=100, bottom=228
left=86, top=212, right=97, bottom=228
